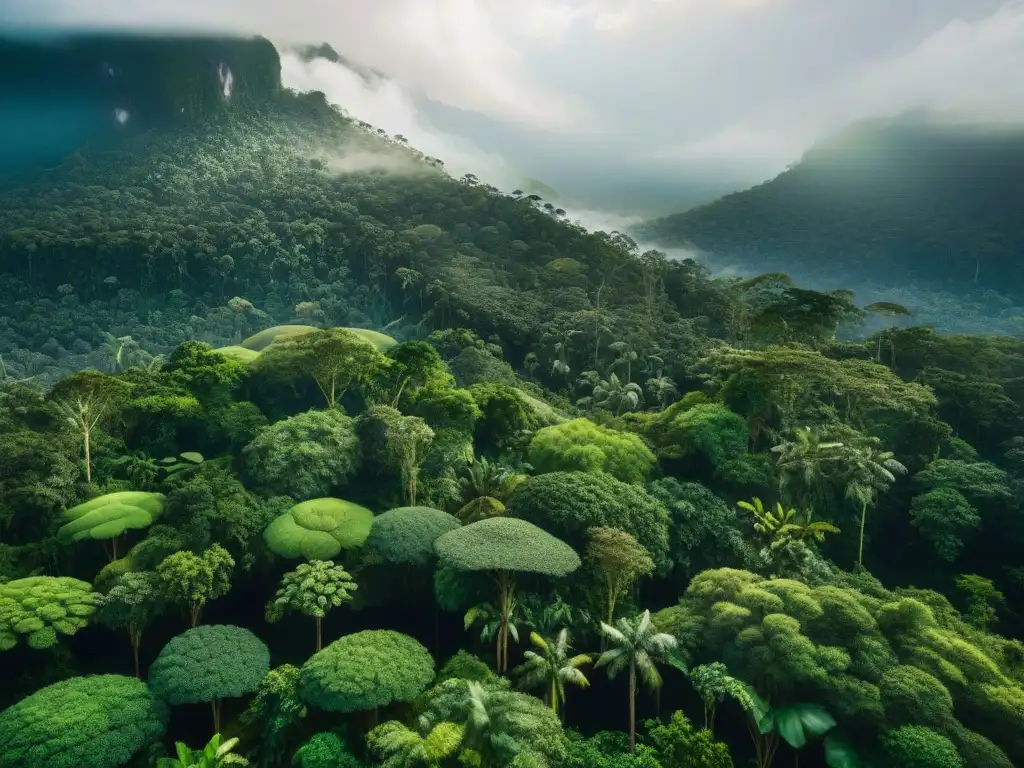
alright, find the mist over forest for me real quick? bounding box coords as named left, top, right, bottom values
left=0, top=13, right=1023, bottom=768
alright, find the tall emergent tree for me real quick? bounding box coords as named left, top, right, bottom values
left=96, top=571, right=167, bottom=678
left=267, top=560, right=357, bottom=651
left=48, top=370, right=130, bottom=484
left=595, top=610, right=679, bottom=753
left=585, top=526, right=654, bottom=626
left=256, top=328, right=386, bottom=409
left=843, top=443, right=907, bottom=570
left=156, top=544, right=234, bottom=627
left=149, top=624, right=270, bottom=734
left=435, top=517, right=581, bottom=673
left=0, top=675, right=168, bottom=768
left=58, top=491, right=166, bottom=561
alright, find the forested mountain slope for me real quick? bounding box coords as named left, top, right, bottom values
left=3, top=33, right=1024, bottom=768
left=637, top=118, right=1024, bottom=302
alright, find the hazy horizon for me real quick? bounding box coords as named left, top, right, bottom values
left=2, top=1, right=1022, bottom=215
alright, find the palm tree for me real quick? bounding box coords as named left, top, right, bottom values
left=591, top=373, right=644, bottom=415
left=595, top=610, right=678, bottom=752
left=737, top=498, right=841, bottom=546
left=513, top=629, right=591, bottom=717
left=464, top=601, right=520, bottom=669
left=456, top=459, right=524, bottom=523
left=367, top=720, right=464, bottom=768
left=771, top=427, right=846, bottom=512
left=843, top=445, right=907, bottom=570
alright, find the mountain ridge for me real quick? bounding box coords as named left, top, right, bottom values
left=635, top=116, right=1024, bottom=299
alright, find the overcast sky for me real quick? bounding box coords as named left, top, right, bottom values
left=4, top=0, right=1024, bottom=214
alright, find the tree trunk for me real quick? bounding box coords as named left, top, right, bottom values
left=190, top=603, right=202, bottom=628
left=551, top=677, right=558, bottom=714
left=83, top=427, right=92, bottom=484
left=111, top=535, right=120, bottom=561
left=628, top=658, right=637, bottom=753
left=316, top=616, right=323, bottom=652
left=211, top=699, right=221, bottom=734
left=496, top=571, right=515, bottom=674
left=857, top=499, right=868, bottom=571
left=129, top=627, right=142, bottom=678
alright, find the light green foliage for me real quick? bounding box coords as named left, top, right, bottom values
left=0, top=674, right=168, bottom=768
left=419, top=678, right=567, bottom=766
left=58, top=491, right=166, bottom=546
left=507, top=471, right=670, bottom=574
left=367, top=720, right=465, bottom=768
left=678, top=567, right=1024, bottom=763
left=149, top=625, right=270, bottom=706
left=241, top=325, right=318, bottom=351
left=883, top=726, right=963, bottom=768
left=364, top=506, right=462, bottom=566
left=165, top=342, right=247, bottom=403
left=909, top=488, right=980, bottom=562
left=156, top=733, right=248, bottom=768
left=213, top=345, right=261, bottom=363
left=0, top=576, right=100, bottom=651
left=263, top=498, right=373, bottom=560
left=514, top=628, right=592, bottom=717
left=879, top=665, right=955, bottom=728
left=299, top=630, right=434, bottom=713
left=292, top=732, right=365, bottom=768
left=528, top=419, right=655, bottom=483
left=156, top=544, right=234, bottom=626
left=271, top=560, right=357, bottom=620
left=243, top=409, right=361, bottom=498
left=345, top=328, right=398, bottom=351
left=437, top=650, right=495, bottom=685
left=643, top=711, right=734, bottom=768
left=411, top=385, right=481, bottom=433
left=435, top=517, right=581, bottom=577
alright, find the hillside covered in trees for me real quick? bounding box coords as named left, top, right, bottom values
left=2, top=33, right=1024, bottom=768
left=636, top=118, right=1024, bottom=335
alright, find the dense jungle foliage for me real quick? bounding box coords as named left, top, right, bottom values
left=2, top=34, right=1024, bottom=768
left=636, top=118, right=1024, bottom=337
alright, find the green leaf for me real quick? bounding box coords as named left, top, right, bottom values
left=824, top=732, right=861, bottom=768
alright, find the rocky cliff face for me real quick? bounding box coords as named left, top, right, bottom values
left=0, top=33, right=282, bottom=172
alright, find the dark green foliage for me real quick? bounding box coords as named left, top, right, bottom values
left=292, top=732, right=365, bottom=768
left=364, top=506, right=462, bottom=566
left=241, top=664, right=307, bottom=768
left=0, top=674, right=168, bottom=768
left=883, top=725, right=963, bottom=768
left=435, top=517, right=581, bottom=576
left=646, top=478, right=757, bottom=579
left=507, top=471, right=670, bottom=573
left=149, top=625, right=270, bottom=706
left=558, top=730, right=662, bottom=768
left=298, top=630, right=434, bottom=713
left=243, top=409, right=361, bottom=498
left=263, top=498, right=374, bottom=560
left=909, top=488, right=979, bottom=562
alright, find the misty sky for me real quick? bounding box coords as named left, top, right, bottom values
left=4, top=0, right=1023, bottom=215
